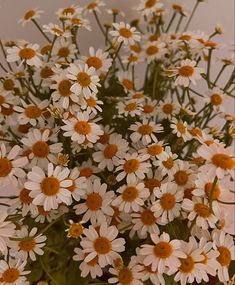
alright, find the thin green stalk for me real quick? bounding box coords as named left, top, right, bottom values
left=0, top=62, right=8, bottom=73
left=0, top=39, right=13, bottom=71
left=217, top=199, right=235, bottom=205
left=175, top=15, right=184, bottom=33
left=32, top=19, right=52, bottom=42
left=47, top=35, right=57, bottom=62
left=209, top=176, right=218, bottom=213
left=213, top=65, right=227, bottom=85
left=38, top=216, right=62, bottom=236
left=152, top=64, right=159, bottom=99
left=183, top=0, right=200, bottom=31
left=206, top=49, right=213, bottom=88
left=166, top=12, right=176, bottom=33
left=40, top=257, right=60, bottom=285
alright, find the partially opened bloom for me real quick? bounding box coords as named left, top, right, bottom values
left=19, top=8, right=44, bottom=26
left=110, top=22, right=141, bottom=45
left=137, top=0, right=163, bottom=16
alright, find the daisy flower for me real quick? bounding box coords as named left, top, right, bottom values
left=80, top=222, right=125, bottom=268
left=79, top=93, right=103, bottom=115
left=9, top=227, right=46, bottom=261
left=31, top=206, right=60, bottom=224
left=170, top=118, right=192, bottom=142
left=0, top=259, right=30, bottom=285
left=77, top=159, right=101, bottom=181
left=43, top=23, right=70, bottom=37
left=143, top=169, right=166, bottom=197
left=7, top=44, right=42, bottom=68
left=212, top=230, right=234, bottom=282
left=108, top=257, right=143, bottom=285
left=139, top=139, right=168, bottom=161
left=21, top=128, right=62, bottom=169
left=56, top=5, right=82, bottom=20
left=172, top=3, right=188, bottom=16
left=204, top=88, right=225, bottom=111
left=115, top=153, right=151, bottom=184
left=67, top=16, right=92, bottom=31
left=0, top=143, right=28, bottom=187
left=151, top=182, right=184, bottom=224
left=173, top=160, right=197, bottom=190
left=0, top=211, right=15, bottom=254
left=25, top=163, right=72, bottom=211
left=74, top=179, right=114, bottom=225
left=52, top=38, right=77, bottom=61
left=0, top=89, right=17, bottom=113
left=140, top=232, right=186, bottom=273
left=129, top=119, right=163, bottom=145
left=117, top=71, right=135, bottom=92
left=157, top=100, right=179, bottom=120
left=182, top=197, right=219, bottom=229
left=112, top=177, right=150, bottom=213
left=116, top=100, right=143, bottom=117
left=143, top=41, right=167, bottom=63
left=137, top=0, right=163, bottom=17
left=67, top=63, right=100, bottom=97
left=66, top=220, right=85, bottom=239
left=93, top=133, right=128, bottom=171
left=62, top=111, right=103, bottom=144
left=19, top=8, right=44, bottom=26
left=73, top=247, right=103, bottom=279
left=140, top=98, right=158, bottom=118
left=197, top=143, right=235, bottom=179
left=66, top=167, right=86, bottom=202
left=82, top=47, right=112, bottom=73
left=85, top=0, right=106, bottom=14
left=110, top=22, right=141, bottom=46
left=169, top=59, right=204, bottom=87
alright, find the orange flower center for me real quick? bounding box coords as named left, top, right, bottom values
left=66, top=179, right=76, bottom=192
left=32, top=141, right=49, bottom=158
left=87, top=256, right=98, bottom=266
left=146, top=46, right=159, bottom=55
left=41, top=177, right=60, bottom=196
left=86, top=56, right=102, bottom=69
left=210, top=94, right=222, bottom=106
left=124, top=102, right=137, bottom=111
left=154, top=241, right=173, bottom=258
left=80, top=167, right=92, bottom=178
left=160, top=193, right=176, bottom=210
left=3, top=79, right=14, bottom=90
left=204, top=182, right=220, bottom=200
left=87, top=3, right=97, bottom=10
left=52, top=28, right=64, bottom=36
left=24, top=10, right=36, bottom=20
left=162, top=157, right=174, bottom=169
left=179, top=35, right=192, bottom=41
left=58, top=80, right=72, bottom=97
left=104, top=144, right=118, bottom=159
left=128, top=55, right=138, bottom=62
left=138, top=124, right=153, bottom=135
left=162, top=103, right=173, bottom=114
left=0, top=95, right=5, bottom=105
left=211, top=154, right=234, bottom=170
left=86, top=193, right=102, bottom=210
left=145, top=0, right=157, bottom=8
left=147, top=144, right=163, bottom=156
left=119, top=28, right=132, bottom=38
left=179, top=255, right=194, bottom=273
left=99, top=133, right=109, bottom=144
left=189, top=128, right=202, bottom=137
left=76, top=72, right=91, bottom=87
left=217, top=246, right=231, bottom=267
left=0, top=158, right=12, bottom=177
left=174, top=170, right=189, bottom=186
left=123, top=159, right=140, bottom=173
left=143, top=104, right=154, bottom=114
left=68, top=223, right=84, bottom=238
left=19, top=188, right=33, bottom=204
left=122, top=79, right=134, bottom=90
left=179, top=65, right=194, bottom=77
left=2, top=268, right=20, bottom=283
left=118, top=268, right=133, bottom=285
left=184, top=188, right=194, bottom=199
left=149, top=34, right=159, bottom=41
left=122, top=186, right=138, bottom=202
left=130, top=45, right=141, bottom=53
left=62, top=7, right=75, bottom=15
left=41, top=45, right=52, bottom=55
left=25, top=106, right=41, bottom=118
left=19, top=238, right=36, bottom=252
left=172, top=4, right=183, bottom=13
left=141, top=209, right=156, bottom=225
left=58, top=47, right=70, bottom=58
left=74, top=121, right=91, bottom=135
left=144, top=178, right=161, bottom=193
left=194, top=203, right=211, bottom=218
left=94, top=237, right=112, bottom=254
left=176, top=122, right=186, bottom=134
left=40, top=66, right=54, bottom=79
left=86, top=97, right=97, bottom=107
left=19, top=47, right=36, bottom=59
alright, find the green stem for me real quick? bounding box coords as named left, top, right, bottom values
left=175, top=15, right=184, bottom=33
left=0, top=39, right=13, bottom=71
left=38, top=216, right=62, bottom=236
left=0, top=62, right=8, bottom=73
left=209, top=176, right=218, bottom=213
left=213, top=65, right=227, bottom=85
left=216, top=199, right=235, bottom=205
left=166, top=12, right=176, bottom=33
left=47, top=35, right=57, bottom=62
left=183, top=1, right=200, bottom=31
left=40, top=257, right=60, bottom=285
left=32, top=19, right=52, bottom=42
left=206, top=49, right=213, bottom=88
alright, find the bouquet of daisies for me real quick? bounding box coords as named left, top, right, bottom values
left=0, top=0, right=234, bottom=284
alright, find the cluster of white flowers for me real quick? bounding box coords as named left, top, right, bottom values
left=0, top=0, right=234, bottom=284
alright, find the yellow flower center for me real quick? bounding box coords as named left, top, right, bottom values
left=87, top=256, right=98, bottom=266
left=194, top=203, right=211, bottom=218
left=179, top=255, right=194, bottom=273
left=179, top=35, right=192, bottom=41
left=99, top=133, right=109, bottom=144
left=87, top=3, right=97, bottom=10
left=162, top=103, right=173, bottom=114
left=122, top=79, right=134, bottom=90
left=138, top=124, right=153, bottom=135
left=130, top=45, right=141, bottom=53
left=58, top=79, right=72, bottom=97
left=118, top=268, right=133, bottom=285
left=19, top=238, right=36, bottom=252
left=124, top=102, right=137, bottom=111
left=3, top=79, right=15, bottom=90
left=0, top=158, right=12, bottom=177
left=76, top=72, right=91, bottom=87
left=154, top=241, right=173, bottom=258
left=86, top=56, right=102, bottom=69
left=62, top=7, right=75, bottom=15
left=147, top=144, right=163, bottom=156
left=217, top=246, right=231, bottom=267
left=204, top=182, right=220, bottom=200
left=68, top=223, right=84, bottom=238
left=104, top=144, right=118, bottom=159
left=179, top=65, right=194, bottom=77
left=211, top=153, right=234, bottom=170
left=162, top=157, right=174, bottom=169
left=94, top=237, right=112, bottom=254
left=174, top=170, right=189, bottom=186
left=145, top=0, right=157, bottom=8
left=41, top=177, right=60, bottom=196
left=86, top=193, right=102, bottom=211
left=24, top=10, right=36, bottom=20
left=86, top=97, right=97, bottom=107
left=160, top=193, right=176, bottom=210
left=149, top=34, right=159, bottom=41
left=123, top=159, right=140, bottom=173
left=58, top=47, right=70, bottom=58
left=119, top=28, right=132, bottom=38
left=144, top=178, right=161, bottom=193
left=143, top=104, right=154, bottom=114
left=2, top=268, right=20, bottom=283
left=176, top=122, right=186, bottom=134
left=40, top=66, right=54, bottom=79
left=74, top=121, right=91, bottom=135
left=19, top=188, right=33, bottom=204
left=25, top=106, right=42, bottom=118
left=128, top=55, right=138, bottom=62
left=80, top=167, right=92, bottom=178
left=19, top=47, right=36, bottom=59
left=210, top=94, right=222, bottom=105
left=146, top=46, right=159, bottom=55
left=122, top=186, right=138, bottom=202
left=189, top=128, right=202, bottom=137
left=52, top=28, right=63, bottom=36
left=141, top=209, right=156, bottom=225
left=32, top=141, right=49, bottom=158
